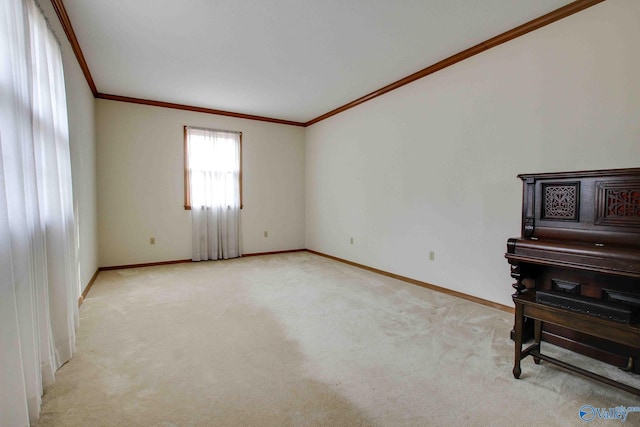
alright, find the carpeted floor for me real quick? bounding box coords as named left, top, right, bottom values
left=34, top=252, right=640, bottom=426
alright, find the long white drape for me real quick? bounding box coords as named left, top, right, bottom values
left=187, top=128, right=242, bottom=261
left=0, top=0, right=79, bottom=424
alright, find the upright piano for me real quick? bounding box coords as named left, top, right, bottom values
left=506, top=168, right=640, bottom=395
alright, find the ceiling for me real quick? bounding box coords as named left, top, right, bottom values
left=61, top=0, right=580, bottom=124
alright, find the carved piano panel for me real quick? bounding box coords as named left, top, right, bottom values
left=518, top=168, right=640, bottom=246
left=506, top=168, right=640, bottom=387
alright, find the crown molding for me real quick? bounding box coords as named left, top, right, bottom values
left=96, top=93, right=306, bottom=127
left=51, top=0, right=604, bottom=127
left=49, top=0, right=305, bottom=126
left=304, top=0, right=605, bottom=126
left=49, top=0, right=97, bottom=96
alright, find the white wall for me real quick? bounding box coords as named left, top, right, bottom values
left=96, top=100, right=305, bottom=267
left=39, top=1, right=99, bottom=292
left=305, top=0, right=640, bottom=307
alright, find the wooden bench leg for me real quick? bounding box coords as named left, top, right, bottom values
left=533, top=319, right=542, bottom=364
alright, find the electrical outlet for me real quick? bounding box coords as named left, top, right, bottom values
left=429, top=251, right=435, bottom=261
left=264, top=231, right=268, bottom=238
left=150, top=237, right=155, bottom=245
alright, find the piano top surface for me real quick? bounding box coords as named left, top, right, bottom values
left=517, top=167, right=640, bottom=180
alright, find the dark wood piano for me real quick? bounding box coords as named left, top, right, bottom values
left=506, top=167, right=640, bottom=395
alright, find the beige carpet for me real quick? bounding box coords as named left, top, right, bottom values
left=34, top=252, right=640, bottom=426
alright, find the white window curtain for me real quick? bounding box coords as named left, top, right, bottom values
left=187, top=127, right=242, bottom=261
left=0, top=0, right=79, bottom=424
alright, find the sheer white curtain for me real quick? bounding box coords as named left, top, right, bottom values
left=1, top=0, right=79, bottom=424
left=187, top=127, right=242, bottom=261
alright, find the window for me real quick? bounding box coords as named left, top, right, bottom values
left=1, top=0, right=80, bottom=422
left=183, top=126, right=242, bottom=210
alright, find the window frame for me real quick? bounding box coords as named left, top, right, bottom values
left=183, top=125, right=243, bottom=210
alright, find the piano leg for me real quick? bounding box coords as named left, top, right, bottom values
left=510, top=264, right=525, bottom=296
left=513, top=302, right=523, bottom=379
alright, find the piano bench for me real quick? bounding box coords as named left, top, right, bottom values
left=512, top=292, right=640, bottom=396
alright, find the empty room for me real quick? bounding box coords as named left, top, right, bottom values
left=2, top=0, right=640, bottom=425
